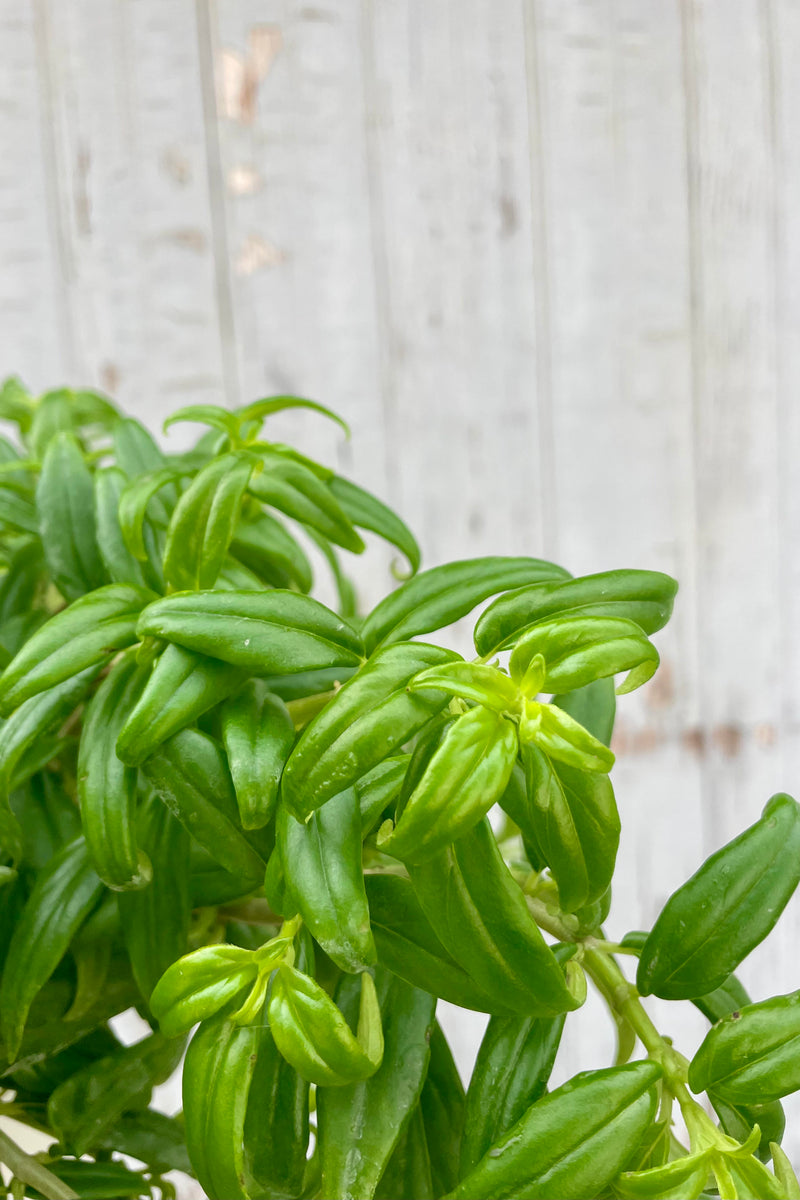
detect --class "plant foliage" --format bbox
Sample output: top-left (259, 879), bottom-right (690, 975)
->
top-left (0, 377), bottom-right (798, 1199)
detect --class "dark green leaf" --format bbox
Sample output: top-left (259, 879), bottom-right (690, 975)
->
top-left (364, 557), bottom-right (570, 653)
top-left (0, 838), bottom-right (104, 1059)
top-left (318, 969), bottom-right (436, 1199)
top-left (36, 432), bottom-right (107, 600)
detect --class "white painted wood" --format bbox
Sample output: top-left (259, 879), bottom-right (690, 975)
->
top-left (203, 0), bottom-right (396, 610)
top-left (31, 0), bottom-right (227, 410)
top-left (0, 2), bottom-right (69, 386)
top-left (2, 0), bottom-right (800, 1173)
top-left (681, 0), bottom-right (782, 844)
top-left (524, 0), bottom-right (713, 1092)
top-left (362, 0), bottom-right (550, 573)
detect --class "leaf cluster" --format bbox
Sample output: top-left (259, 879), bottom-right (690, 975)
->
top-left (0, 376), bottom-right (798, 1200)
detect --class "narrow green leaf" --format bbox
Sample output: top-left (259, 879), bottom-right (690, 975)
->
top-left (163, 403), bottom-right (240, 438)
top-left (0, 584), bottom-right (156, 716)
top-left (461, 1010), bottom-right (566, 1176)
top-left (374, 1103), bottom-right (434, 1200)
top-left (0, 665), bottom-right (98, 796)
top-left (329, 474), bottom-right (421, 574)
top-left (0, 376), bottom-right (34, 430)
top-left (249, 449), bottom-right (364, 553)
top-left (508, 615), bottom-right (660, 696)
top-left (150, 944), bottom-right (258, 1038)
top-left (365, 873), bottom-right (512, 1014)
top-left (243, 1022), bottom-right (310, 1200)
top-left (137, 588), bottom-right (364, 676)
top-left (116, 643), bottom-right (247, 767)
top-left (268, 966), bottom-right (383, 1086)
top-left (420, 1021), bottom-right (465, 1197)
top-left (141, 728), bottom-right (267, 887)
top-left (279, 787), bottom-right (376, 973)
top-left (363, 557), bottom-right (571, 653)
top-left (78, 653), bottom-right (152, 890)
top-left (445, 1061), bottom-right (661, 1200)
top-left (379, 706), bottom-right (519, 863)
top-left (118, 467), bottom-right (182, 561)
top-left (410, 660), bottom-right (519, 711)
top-left (28, 390), bottom-right (74, 459)
top-left (513, 743), bottom-right (620, 912)
top-left (221, 684), bottom-right (295, 829)
top-left (36, 432), bottom-right (107, 600)
top-left (0, 838), bottom-right (104, 1059)
top-left (281, 641), bottom-right (457, 820)
top-left (238, 393), bottom-right (350, 436)
top-left (318, 970), bottom-right (436, 1200)
top-left (519, 699), bottom-right (615, 772)
top-left (408, 819), bottom-right (580, 1017)
top-left (163, 452), bottom-right (254, 591)
top-left (118, 794), bottom-right (191, 1000)
top-left (93, 467), bottom-right (149, 587)
top-left (553, 676), bottom-right (616, 747)
top-left (474, 568), bottom-right (678, 657)
top-left (689, 990), bottom-right (800, 1105)
top-left (638, 794), bottom-right (800, 1000)
top-left (230, 510), bottom-right (313, 592)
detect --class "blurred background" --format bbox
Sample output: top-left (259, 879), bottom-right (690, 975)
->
top-left (2, 0), bottom-right (799, 1171)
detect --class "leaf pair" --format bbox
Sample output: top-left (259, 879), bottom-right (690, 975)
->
top-left (473, 567), bottom-right (678, 656)
top-left (281, 641), bottom-right (458, 820)
top-left (507, 746), bottom-right (620, 913)
top-left (408, 818), bottom-right (582, 1018)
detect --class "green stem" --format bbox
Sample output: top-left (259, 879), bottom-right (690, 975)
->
top-left (582, 947), bottom-right (691, 1099)
top-left (524, 894), bottom-right (581, 942)
top-left (582, 945), bottom-right (732, 1154)
top-left (0, 1128), bottom-right (79, 1200)
top-left (524, 891), bottom-right (721, 1145)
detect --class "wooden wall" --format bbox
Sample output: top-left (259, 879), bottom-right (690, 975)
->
top-left (2, 0), bottom-right (799, 1164)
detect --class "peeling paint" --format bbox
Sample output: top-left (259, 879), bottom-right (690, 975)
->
top-left (217, 26), bottom-right (282, 123)
top-left (161, 146), bottom-right (192, 186)
top-left (100, 362), bottom-right (119, 392)
top-left (228, 165), bottom-right (263, 196)
top-left (712, 724), bottom-right (742, 758)
top-left (644, 660), bottom-right (675, 709)
top-left (166, 228), bottom-right (208, 253)
top-left (235, 234), bottom-right (286, 275)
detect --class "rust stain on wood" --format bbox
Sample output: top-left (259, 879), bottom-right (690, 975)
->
top-left (217, 26), bottom-right (282, 123)
top-left (235, 234), bottom-right (286, 275)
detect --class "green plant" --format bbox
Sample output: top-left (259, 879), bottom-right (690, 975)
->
top-left (0, 377), bottom-right (798, 1200)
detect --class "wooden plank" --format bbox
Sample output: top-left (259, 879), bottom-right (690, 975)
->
top-left (32, 0), bottom-right (226, 420)
top-left (756, 0), bottom-right (800, 1158)
top-left (770, 0), bottom-right (800, 801)
top-left (361, 0), bottom-right (548, 574)
top-left (681, 0), bottom-right (782, 849)
top-left (205, 0), bottom-right (395, 611)
top-left (680, 0), bottom-right (796, 1151)
top-left (0, 2), bottom-right (68, 388)
top-left (526, 0), bottom-right (708, 1087)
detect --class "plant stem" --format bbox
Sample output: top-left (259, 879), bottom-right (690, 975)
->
top-left (0, 1128), bottom-right (78, 1200)
top-left (582, 947), bottom-right (692, 1102)
top-left (524, 891), bottom-right (718, 1131)
top-left (524, 890), bottom-right (743, 1155)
